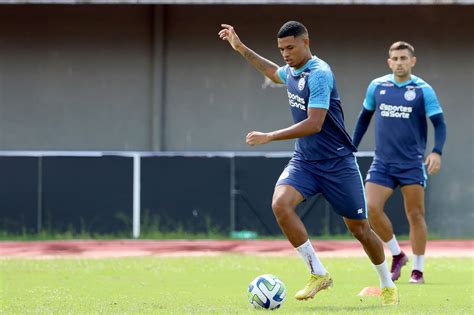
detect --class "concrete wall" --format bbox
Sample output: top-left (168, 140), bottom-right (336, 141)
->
top-left (0, 5), bottom-right (472, 236)
top-left (0, 6), bottom-right (153, 150)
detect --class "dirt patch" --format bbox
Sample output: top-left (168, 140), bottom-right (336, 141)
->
top-left (0, 239), bottom-right (472, 259)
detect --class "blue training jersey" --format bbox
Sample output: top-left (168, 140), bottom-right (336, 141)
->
top-left (363, 74), bottom-right (443, 164)
top-left (277, 56), bottom-right (356, 161)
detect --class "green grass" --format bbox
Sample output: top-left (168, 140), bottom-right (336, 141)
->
top-left (1, 256), bottom-right (473, 314)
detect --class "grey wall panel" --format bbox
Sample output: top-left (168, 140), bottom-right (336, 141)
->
top-left (0, 6), bottom-right (153, 150)
top-left (163, 5), bottom-right (473, 153)
top-left (163, 6), bottom-right (293, 151)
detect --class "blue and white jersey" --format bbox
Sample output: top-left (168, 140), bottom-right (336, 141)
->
top-left (363, 74), bottom-right (443, 164)
top-left (277, 56), bottom-right (356, 161)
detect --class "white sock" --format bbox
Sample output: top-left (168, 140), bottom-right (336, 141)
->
top-left (386, 235), bottom-right (402, 256)
top-left (373, 260), bottom-right (395, 288)
top-left (412, 255), bottom-right (425, 272)
top-left (296, 239), bottom-right (327, 276)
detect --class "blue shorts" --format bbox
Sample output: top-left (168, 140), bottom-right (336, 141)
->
top-left (366, 159), bottom-right (428, 189)
top-left (276, 154), bottom-right (367, 220)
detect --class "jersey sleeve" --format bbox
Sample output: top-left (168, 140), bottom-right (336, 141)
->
top-left (362, 80), bottom-right (377, 111)
top-left (277, 65), bottom-right (288, 84)
top-left (307, 69), bottom-right (333, 109)
top-left (421, 85), bottom-right (443, 117)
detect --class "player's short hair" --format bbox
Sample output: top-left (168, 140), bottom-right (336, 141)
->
top-left (389, 41), bottom-right (415, 56)
top-left (277, 21), bottom-right (308, 38)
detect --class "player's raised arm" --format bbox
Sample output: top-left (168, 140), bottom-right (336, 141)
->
top-left (218, 24), bottom-right (282, 84)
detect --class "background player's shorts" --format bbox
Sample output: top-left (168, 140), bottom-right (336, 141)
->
top-left (366, 158), bottom-right (428, 189)
top-left (276, 154), bottom-right (367, 220)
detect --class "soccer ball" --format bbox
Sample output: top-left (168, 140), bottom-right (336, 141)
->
top-left (247, 274), bottom-right (286, 310)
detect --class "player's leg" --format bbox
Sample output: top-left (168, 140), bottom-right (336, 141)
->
top-left (274, 159), bottom-right (333, 300)
top-left (400, 184), bottom-right (426, 284)
top-left (319, 156), bottom-right (390, 266)
top-left (366, 164), bottom-right (408, 281)
top-left (272, 159), bottom-right (332, 300)
top-left (401, 185), bottom-right (427, 254)
top-left (271, 184), bottom-right (306, 247)
top-left (272, 184), bottom-right (332, 301)
top-left (343, 217), bottom-right (397, 306)
top-left (397, 163), bottom-right (428, 283)
top-left (344, 218), bottom-right (385, 264)
top-left (321, 155), bottom-right (398, 305)
top-left (365, 182), bottom-right (394, 242)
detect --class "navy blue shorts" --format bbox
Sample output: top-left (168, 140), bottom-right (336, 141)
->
top-left (366, 159), bottom-right (428, 189)
top-left (276, 154), bottom-right (367, 220)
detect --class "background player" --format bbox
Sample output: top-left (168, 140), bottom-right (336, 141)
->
top-left (352, 41), bottom-right (447, 284)
top-left (219, 21), bottom-right (398, 305)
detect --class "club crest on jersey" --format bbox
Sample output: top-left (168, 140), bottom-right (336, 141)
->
top-left (298, 77), bottom-right (306, 91)
top-left (404, 90), bottom-right (416, 101)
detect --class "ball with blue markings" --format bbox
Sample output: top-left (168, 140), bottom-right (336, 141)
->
top-left (247, 274), bottom-right (286, 310)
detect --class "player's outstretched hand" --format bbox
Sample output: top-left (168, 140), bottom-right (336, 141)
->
top-left (425, 152), bottom-right (441, 175)
top-left (246, 131), bottom-right (272, 146)
top-left (218, 24), bottom-right (243, 51)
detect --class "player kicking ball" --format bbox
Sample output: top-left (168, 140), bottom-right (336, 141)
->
top-left (219, 21), bottom-right (398, 305)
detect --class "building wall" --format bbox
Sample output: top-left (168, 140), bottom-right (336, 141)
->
top-left (0, 6), bottom-right (153, 150)
top-left (0, 5), bottom-right (472, 236)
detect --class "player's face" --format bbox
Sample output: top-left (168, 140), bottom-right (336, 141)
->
top-left (387, 49), bottom-right (416, 80)
top-left (277, 35), bottom-right (309, 69)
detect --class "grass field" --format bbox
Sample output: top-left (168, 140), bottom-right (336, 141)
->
top-left (1, 255), bottom-right (472, 314)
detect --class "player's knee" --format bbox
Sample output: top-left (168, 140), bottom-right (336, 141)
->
top-left (347, 221), bottom-right (371, 242)
top-left (367, 202), bottom-right (383, 216)
top-left (350, 229), bottom-right (368, 243)
top-left (406, 208), bottom-right (425, 223)
top-left (367, 208), bottom-right (382, 226)
top-left (271, 199), bottom-right (292, 220)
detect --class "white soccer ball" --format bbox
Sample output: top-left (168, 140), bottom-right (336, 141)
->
top-left (247, 274), bottom-right (286, 310)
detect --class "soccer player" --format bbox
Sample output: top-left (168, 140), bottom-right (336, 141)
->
top-left (219, 21), bottom-right (398, 305)
top-left (352, 41), bottom-right (447, 284)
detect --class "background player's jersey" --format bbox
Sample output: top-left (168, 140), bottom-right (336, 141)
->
top-left (277, 56), bottom-right (356, 161)
top-left (363, 74), bottom-right (443, 165)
